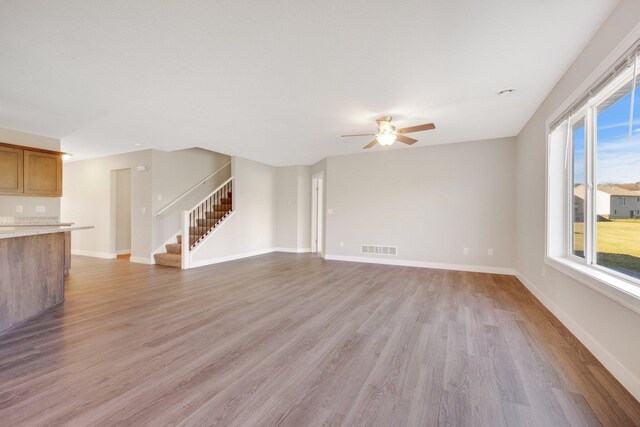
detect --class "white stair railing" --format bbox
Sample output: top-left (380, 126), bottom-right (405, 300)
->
top-left (181, 176), bottom-right (234, 268)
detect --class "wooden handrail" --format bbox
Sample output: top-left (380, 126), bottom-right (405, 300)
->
top-left (155, 160), bottom-right (231, 216)
top-left (189, 176), bottom-right (233, 215)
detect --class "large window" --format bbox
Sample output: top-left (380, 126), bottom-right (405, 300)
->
top-left (550, 45), bottom-right (640, 286)
top-left (594, 70), bottom-right (640, 279)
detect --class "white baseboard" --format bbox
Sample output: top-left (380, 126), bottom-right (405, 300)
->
top-left (189, 248), bottom-right (274, 268)
top-left (324, 254), bottom-right (518, 276)
top-left (274, 247), bottom-right (312, 253)
top-left (115, 249), bottom-right (131, 255)
top-left (515, 272), bottom-right (640, 402)
top-left (71, 249), bottom-right (116, 259)
top-left (130, 256), bottom-right (154, 265)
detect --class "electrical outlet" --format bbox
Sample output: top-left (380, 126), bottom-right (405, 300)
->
top-left (488, 248), bottom-right (494, 256)
top-left (340, 241), bottom-right (344, 247)
top-left (36, 205), bottom-right (45, 213)
top-left (141, 207), bottom-right (147, 214)
top-left (463, 248), bottom-right (469, 255)
top-left (16, 205), bottom-right (23, 213)
top-left (327, 208), bottom-right (334, 215)
top-left (157, 194), bottom-right (162, 201)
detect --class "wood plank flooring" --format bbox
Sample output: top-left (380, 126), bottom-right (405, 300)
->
top-left (0, 253), bottom-right (638, 426)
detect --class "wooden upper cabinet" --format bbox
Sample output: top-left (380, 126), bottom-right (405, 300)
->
top-left (0, 142), bottom-right (64, 197)
top-left (0, 146), bottom-right (24, 194)
top-left (23, 150), bottom-right (63, 197)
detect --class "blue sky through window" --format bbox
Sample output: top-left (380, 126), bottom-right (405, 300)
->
top-left (573, 85), bottom-right (640, 184)
top-left (597, 86), bottom-right (640, 184)
top-left (573, 124), bottom-right (585, 185)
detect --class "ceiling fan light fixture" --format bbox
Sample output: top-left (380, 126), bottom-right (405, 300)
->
top-left (342, 117), bottom-right (434, 149)
top-left (376, 133), bottom-right (397, 146)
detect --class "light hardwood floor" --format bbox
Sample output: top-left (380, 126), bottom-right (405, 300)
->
top-left (0, 253), bottom-right (638, 426)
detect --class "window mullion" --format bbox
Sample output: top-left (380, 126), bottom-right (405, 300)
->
top-left (585, 106), bottom-right (597, 266)
top-left (565, 120), bottom-right (572, 258)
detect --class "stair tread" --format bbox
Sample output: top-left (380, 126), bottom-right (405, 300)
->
top-left (155, 252), bottom-right (180, 259)
top-left (154, 252), bottom-right (181, 268)
top-left (205, 210), bottom-right (230, 218)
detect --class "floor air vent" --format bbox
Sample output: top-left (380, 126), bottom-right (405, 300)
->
top-left (361, 244), bottom-right (398, 256)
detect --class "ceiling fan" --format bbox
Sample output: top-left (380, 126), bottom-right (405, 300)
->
top-left (342, 116), bottom-right (436, 149)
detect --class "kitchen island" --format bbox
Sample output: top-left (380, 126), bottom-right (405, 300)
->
top-left (0, 225), bottom-right (92, 333)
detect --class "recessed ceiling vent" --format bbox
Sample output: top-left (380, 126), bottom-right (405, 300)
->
top-left (361, 244), bottom-right (398, 256)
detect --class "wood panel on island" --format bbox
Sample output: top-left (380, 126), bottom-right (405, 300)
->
top-left (0, 142), bottom-right (64, 197)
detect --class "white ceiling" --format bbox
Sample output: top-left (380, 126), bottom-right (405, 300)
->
top-left (0, 0), bottom-right (617, 166)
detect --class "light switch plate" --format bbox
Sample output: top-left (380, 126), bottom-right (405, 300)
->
top-left (36, 205), bottom-right (45, 213)
top-left (16, 205), bottom-right (23, 213)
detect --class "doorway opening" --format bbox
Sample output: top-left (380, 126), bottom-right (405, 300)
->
top-left (111, 168), bottom-right (132, 259)
top-left (311, 172), bottom-right (324, 255)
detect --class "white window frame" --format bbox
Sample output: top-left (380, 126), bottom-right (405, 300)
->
top-left (546, 24), bottom-right (640, 314)
top-left (565, 109), bottom-right (589, 267)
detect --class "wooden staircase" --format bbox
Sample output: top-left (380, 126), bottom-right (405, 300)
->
top-left (154, 185), bottom-right (233, 268)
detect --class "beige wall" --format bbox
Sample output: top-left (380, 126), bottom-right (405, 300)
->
top-left (324, 138), bottom-right (516, 271)
top-left (515, 0), bottom-right (640, 400)
top-left (275, 165), bottom-right (311, 251)
top-left (0, 127), bottom-right (61, 217)
top-left (61, 150), bottom-right (153, 261)
top-left (151, 148), bottom-right (231, 214)
top-left (191, 156), bottom-right (276, 265)
top-left (297, 167), bottom-right (311, 249)
top-left (114, 168), bottom-right (131, 253)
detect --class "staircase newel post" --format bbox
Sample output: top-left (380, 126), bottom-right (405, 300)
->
top-left (182, 210), bottom-right (190, 269)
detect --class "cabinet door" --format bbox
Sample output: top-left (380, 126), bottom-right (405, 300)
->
top-left (23, 150), bottom-right (63, 196)
top-left (0, 146), bottom-right (24, 194)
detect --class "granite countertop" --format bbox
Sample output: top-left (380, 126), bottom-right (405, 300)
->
top-left (0, 216), bottom-right (73, 226)
top-left (0, 225), bottom-right (94, 239)
top-left (5, 222), bottom-right (75, 227)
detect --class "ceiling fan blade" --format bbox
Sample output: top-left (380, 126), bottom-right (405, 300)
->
top-left (376, 116), bottom-right (392, 125)
top-left (363, 139), bottom-right (378, 149)
top-left (396, 134), bottom-right (418, 145)
top-left (398, 123), bottom-right (435, 134)
top-left (341, 133), bottom-right (375, 137)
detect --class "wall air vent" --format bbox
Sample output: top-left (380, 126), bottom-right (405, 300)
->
top-left (361, 244), bottom-right (398, 256)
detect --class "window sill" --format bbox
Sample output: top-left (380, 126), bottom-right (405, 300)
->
top-left (546, 257), bottom-right (640, 315)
